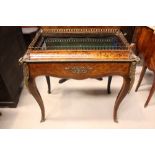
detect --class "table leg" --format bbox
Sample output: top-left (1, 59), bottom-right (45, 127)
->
top-left (45, 76), bottom-right (51, 94)
top-left (135, 64), bottom-right (147, 92)
top-left (107, 76), bottom-right (112, 94)
top-left (27, 77), bottom-right (45, 122)
top-left (144, 72), bottom-right (155, 107)
top-left (113, 77), bottom-right (131, 123)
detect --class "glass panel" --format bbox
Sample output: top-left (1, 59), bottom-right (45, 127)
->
top-left (33, 34), bottom-right (128, 50)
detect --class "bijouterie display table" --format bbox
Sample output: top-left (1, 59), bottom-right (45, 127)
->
top-left (20, 27), bottom-right (139, 122)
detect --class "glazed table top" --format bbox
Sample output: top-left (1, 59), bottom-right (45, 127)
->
top-left (21, 27), bottom-right (138, 63)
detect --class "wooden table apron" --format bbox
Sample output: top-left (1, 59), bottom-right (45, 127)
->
top-left (23, 60), bottom-right (136, 123)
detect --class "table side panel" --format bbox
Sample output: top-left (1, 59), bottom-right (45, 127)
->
top-left (28, 62), bottom-right (131, 79)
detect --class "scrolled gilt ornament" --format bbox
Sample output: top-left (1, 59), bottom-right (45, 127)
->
top-left (65, 66), bottom-right (93, 74)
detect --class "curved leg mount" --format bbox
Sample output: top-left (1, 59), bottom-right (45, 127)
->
top-left (46, 76), bottom-right (51, 94)
top-left (135, 64), bottom-right (147, 92)
top-left (113, 77), bottom-right (131, 123)
top-left (27, 77), bottom-right (45, 122)
top-left (144, 72), bottom-right (155, 107)
top-left (107, 76), bottom-right (112, 94)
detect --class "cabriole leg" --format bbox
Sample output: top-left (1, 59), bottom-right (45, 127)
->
top-left (27, 77), bottom-right (45, 122)
top-left (144, 72), bottom-right (155, 107)
top-left (113, 77), bottom-right (131, 123)
top-left (135, 64), bottom-right (147, 92)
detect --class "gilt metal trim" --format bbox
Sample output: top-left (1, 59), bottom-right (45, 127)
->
top-left (65, 66), bottom-right (93, 74)
top-left (42, 28), bottom-right (119, 34)
top-left (28, 29), bottom-right (42, 49)
top-left (23, 63), bottom-right (29, 89)
top-left (129, 61), bottom-right (137, 92)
